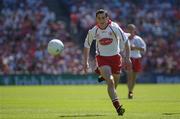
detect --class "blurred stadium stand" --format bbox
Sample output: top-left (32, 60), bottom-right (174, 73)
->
top-left (0, 0), bottom-right (84, 75)
top-left (0, 0), bottom-right (180, 78)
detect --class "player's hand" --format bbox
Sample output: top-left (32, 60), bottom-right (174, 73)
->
top-left (131, 44), bottom-right (137, 50)
top-left (83, 62), bottom-right (89, 74)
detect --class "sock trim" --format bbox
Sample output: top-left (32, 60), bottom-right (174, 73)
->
top-left (112, 98), bottom-right (119, 102)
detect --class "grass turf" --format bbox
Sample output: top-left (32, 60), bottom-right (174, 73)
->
top-left (0, 84), bottom-right (180, 119)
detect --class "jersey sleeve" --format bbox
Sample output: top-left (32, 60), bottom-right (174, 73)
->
top-left (136, 37), bottom-right (146, 52)
top-left (84, 29), bottom-right (94, 48)
top-left (116, 26), bottom-right (128, 52)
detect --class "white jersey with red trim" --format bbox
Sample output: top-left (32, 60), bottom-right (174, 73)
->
top-left (84, 21), bottom-right (127, 56)
top-left (125, 33), bottom-right (146, 58)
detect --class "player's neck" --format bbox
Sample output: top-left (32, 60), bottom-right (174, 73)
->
top-left (97, 20), bottom-right (111, 30)
top-left (129, 35), bottom-right (135, 40)
top-left (99, 24), bottom-right (108, 30)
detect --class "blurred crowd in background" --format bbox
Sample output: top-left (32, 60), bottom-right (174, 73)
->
top-left (0, 0), bottom-right (180, 74)
top-left (0, 0), bottom-right (83, 74)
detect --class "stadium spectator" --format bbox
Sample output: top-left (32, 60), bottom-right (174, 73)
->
top-left (0, 0), bottom-right (84, 74)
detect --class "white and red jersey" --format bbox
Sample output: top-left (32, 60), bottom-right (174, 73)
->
top-left (84, 21), bottom-right (127, 56)
top-left (125, 33), bottom-right (146, 58)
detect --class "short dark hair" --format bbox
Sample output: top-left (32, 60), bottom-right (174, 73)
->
top-left (127, 24), bottom-right (136, 30)
top-left (96, 9), bottom-right (108, 17)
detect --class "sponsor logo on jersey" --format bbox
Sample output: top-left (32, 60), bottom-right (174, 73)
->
top-left (99, 38), bottom-right (113, 45)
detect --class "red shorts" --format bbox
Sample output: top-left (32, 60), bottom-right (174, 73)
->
top-left (96, 54), bottom-right (122, 74)
top-left (131, 58), bottom-right (142, 72)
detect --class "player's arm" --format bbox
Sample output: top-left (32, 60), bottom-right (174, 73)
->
top-left (116, 26), bottom-right (130, 59)
top-left (131, 37), bottom-right (146, 52)
top-left (131, 45), bottom-right (144, 51)
top-left (83, 30), bottom-right (94, 74)
top-left (124, 39), bottom-right (132, 71)
top-left (83, 47), bottom-right (90, 74)
top-left (117, 27), bottom-right (132, 70)
top-left (124, 40), bottom-right (131, 59)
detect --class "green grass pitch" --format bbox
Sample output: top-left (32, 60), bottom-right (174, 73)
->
top-left (0, 84), bottom-right (180, 119)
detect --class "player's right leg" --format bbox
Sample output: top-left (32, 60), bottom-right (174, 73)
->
top-left (99, 66), bottom-right (117, 100)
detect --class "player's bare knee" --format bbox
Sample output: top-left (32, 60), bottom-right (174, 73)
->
top-left (106, 79), bottom-right (115, 87)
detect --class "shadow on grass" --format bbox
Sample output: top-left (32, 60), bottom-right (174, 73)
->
top-left (59, 114), bottom-right (105, 117)
top-left (162, 112), bottom-right (180, 115)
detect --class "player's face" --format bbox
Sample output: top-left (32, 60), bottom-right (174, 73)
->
top-left (96, 13), bottom-right (109, 29)
top-left (127, 24), bottom-right (137, 36)
top-left (127, 27), bottom-right (136, 36)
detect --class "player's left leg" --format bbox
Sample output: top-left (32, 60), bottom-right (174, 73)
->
top-left (127, 58), bottom-right (141, 99)
top-left (99, 66), bottom-right (118, 101)
top-left (99, 66), bottom-right (125, 116)
top-left (112, 73), bottom-right (125, 115)
top-left (113, 74), bottom-right (120, 89)
top-left (127, 71), bottom-right (136, 99)
top-left (110, 56), bottom-right (124, 115)
top-left (96, 55), bottom-right (124, 115)
top-left (131, 72), bottom-right (137, 91)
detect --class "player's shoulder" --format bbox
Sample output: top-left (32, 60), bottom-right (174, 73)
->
top-left (135, 35), bottom-right (143, 40)
top-left (125, 32), bottom-right (130, 37)
top-left (110, 21), bottom-right (120, 28)
top-left (110, 21), bottom-right (125, 34)
top-left (134, 35), bottom-right (145, 42)
top-left (88, 25), bottom-right (98, 34)
top-left (90, 25), bottom-right (99, 31)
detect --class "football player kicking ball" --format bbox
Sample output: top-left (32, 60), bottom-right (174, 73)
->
top-left (126, 24), bottom-right (146, 99)
top-left (83, 9), bottom-right (131, 116)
